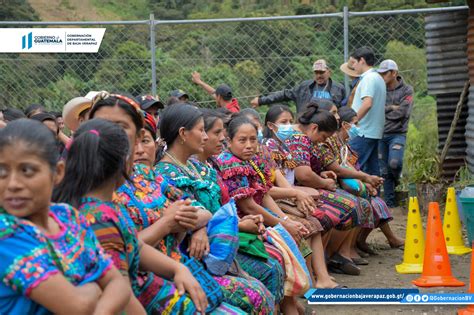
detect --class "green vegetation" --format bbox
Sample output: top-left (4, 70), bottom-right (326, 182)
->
top-left (1, 0), bottom-right (468, 182)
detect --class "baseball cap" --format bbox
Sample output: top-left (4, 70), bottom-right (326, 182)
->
top-left (137, 94), bottom-right (164, 110)
top-left (170, 89), bottom-right (189, 99)
top-left (215, 84), bottom-right (233, 101)
top-left (312, 59), bottom-right (329, 72)
top-left (377, 59), bottom-right (398, 73)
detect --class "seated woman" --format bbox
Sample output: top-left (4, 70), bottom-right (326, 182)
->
top-left (283, 102), bottom-right (375, 275)
top-left (239, 108), bottom-right (343, 289)
top-left (55, 95), bottom-right (209, 315)
top-left (213, 115), bottom-right (316, 314)
top-left (128, 105), bottom-right (274, 314)
top-left (320, 107), bottom-right (404, 251)
top-left (0, 119), bottom-right (130, 315)
top-left (153, 108), bottom-right (283, 307)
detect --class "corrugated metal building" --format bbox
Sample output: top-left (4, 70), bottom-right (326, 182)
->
top-left (425, 8), bottom-right (470, 179)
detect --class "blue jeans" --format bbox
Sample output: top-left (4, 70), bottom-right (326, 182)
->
top-left (349, 136), bottom-right (380, 176)
top-left (378, 134), bottom-right (406, 207)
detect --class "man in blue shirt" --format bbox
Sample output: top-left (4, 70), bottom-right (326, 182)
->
top-left (348, 47), bottom-right (387, 176)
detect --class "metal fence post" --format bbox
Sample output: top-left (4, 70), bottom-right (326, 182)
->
top-left (343, 6), bottom-right (350, 93)
top-left (149, 13), bottom-right (157, 95)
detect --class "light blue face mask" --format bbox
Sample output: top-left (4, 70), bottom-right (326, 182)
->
top-left (275, 124), bottom-right (295, 141)
top-left (257, 129), bottom-right (263, 141)
top-left (348, 124), bottom-right (361, 140)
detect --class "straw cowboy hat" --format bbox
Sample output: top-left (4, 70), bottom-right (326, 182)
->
top-left (340, 62), bottom-right (360, 78)
top-left (63, 91), bottom-right (100, 131)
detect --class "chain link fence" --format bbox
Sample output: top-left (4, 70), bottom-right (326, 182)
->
top-left (0, 6), bottom-right (467, 111)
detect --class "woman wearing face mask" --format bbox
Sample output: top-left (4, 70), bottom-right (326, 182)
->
top-left (285, 102), bottom-right (374, 275)
top-left (319, 107), bottom-right (404, 252)
top-left (260, 105), bottom-right (346, 289)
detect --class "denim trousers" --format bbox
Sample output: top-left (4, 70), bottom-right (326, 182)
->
top-left (349, 135), bottom-right (380, 177)
top-left (378, 134), bottom-right (406, 207)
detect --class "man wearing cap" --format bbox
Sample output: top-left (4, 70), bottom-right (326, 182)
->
top-left (137, 94), bottom-right (164, 118)
top-left (250, 59), bottom-right (346, 112)
top-left (169, 89), bottom-right (189, 102)
top-left (191, 71), bottom-right (240, 113)
top-left (348, 46), bottom-right (386, 176)
top-left (377, 59), bottom-right (414, 207)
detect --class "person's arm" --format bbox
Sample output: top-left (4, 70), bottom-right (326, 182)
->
top-left (58, 131), bottom-right (70, 146)
top-left (138, 243), bottom-right (208, 313)
top-left (295, 165), bottom-right (337, 191)
top-left (192, 71), bottom-right (217, 99)
top-left (251, 82), bottom-right (299, 107)
top-left (356, 96), bottom-right (373, 120)
top-left (386, 90), bottom-right (414, 121)
top-left (237, 195), bottom-right (307, 242)
top-left (29, 275), bottom-right (102, 315)
top-left (94, 266), bottom-right (132, 315)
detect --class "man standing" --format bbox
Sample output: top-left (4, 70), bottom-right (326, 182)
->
top-left (250, 59), bottom-right (346, 112)
top-left (348, 47), bottom-right (387, 176)
top-left (377, 59), bottom-right (414, 207)
top-left (192, 71), bottom-right (240, 112)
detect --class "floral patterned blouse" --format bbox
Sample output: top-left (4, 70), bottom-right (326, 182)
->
top-left (0, 203), bottom-right (112, 315)
top-left (115, 163), bottom-right (185, 261)
top-left (284, 131), bottom-right (324, 175)
top-left (215, 150), bottom-right (273, 216)
top-left (154, 159), bottom-right (222, 214)
top-left (319, 135), bottom-right (360, 170)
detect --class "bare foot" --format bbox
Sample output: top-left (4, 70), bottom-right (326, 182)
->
top-left (356, 240), bottom-right (378, 255)
top-left (388, 236), bottom-right (405, 248)
top-left (296, 300), bottom-right (306, 315)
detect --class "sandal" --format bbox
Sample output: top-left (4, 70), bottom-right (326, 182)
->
top-left (328, 253), bottom-right (361, 276)
top-left (352, 257), bottom-right (369, 265)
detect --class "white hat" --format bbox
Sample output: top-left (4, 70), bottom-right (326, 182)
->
top-left (62, 91), bottom-right (101, 131)
top-left (312, 59), bottom-right (329, 71)
top-left (377, 59), bottom-right (398, 73)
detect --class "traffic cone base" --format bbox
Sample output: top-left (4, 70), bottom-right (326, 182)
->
top-left (412, 275), bottom-right (465, 287)
top-left (444, 187), bottom-right (472, 255)
top-left (447, 245), bottom-right (472, 255)
top-left (458, 305), bottom-right (474, 315)
top-left (396, 197), bottom-right (424, 274)
top-left (395, 262), bottom-right (423, 274)
top-left (413, 202), bottom-right (465, 288)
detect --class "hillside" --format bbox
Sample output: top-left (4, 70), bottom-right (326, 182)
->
top-left (20, 0), bottom-right (466, 22)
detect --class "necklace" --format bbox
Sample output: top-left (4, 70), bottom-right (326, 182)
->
top-left (164, 151), bottom-right (202, 180)
top-left (248, 159), bottom-right (267, 186)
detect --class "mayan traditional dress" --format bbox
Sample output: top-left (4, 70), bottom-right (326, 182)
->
top-left (319, 135), bottom-right (393, 227)
top-left (262, 137), bottom-right (337, 232)
top-left (157, 158), bottom-right (285, 305)
top-left (285, 131), bottom-right (374, 229)
top-left (0, 203), bottom-right (112, 315)
top-left (216, 150), bottom-right (317, 294)
top-left (79, 197), bottom-right (196, 315)
top-left (117, 163), bottom-right (275, 314)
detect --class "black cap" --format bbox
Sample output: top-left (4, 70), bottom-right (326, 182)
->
top-left (138, 94), bottom-right (164, 110)
top-left (169, 89), bottom-right (189, 99)
top-left (30, 112), bottom-right (56, 123)
top-left (215, 84), bottom-right (233, 101)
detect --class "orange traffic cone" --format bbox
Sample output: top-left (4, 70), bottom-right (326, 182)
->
top-left (412, 202), bottom-right (465, 287)
top-left (458, 242), bottom-right (474, 315)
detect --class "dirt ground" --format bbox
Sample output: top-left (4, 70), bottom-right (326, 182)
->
top-left (304, 207), bottom-right (472, 315)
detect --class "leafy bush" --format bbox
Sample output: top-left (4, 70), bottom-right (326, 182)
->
top-left (402, 94), bottom-right (439, 184)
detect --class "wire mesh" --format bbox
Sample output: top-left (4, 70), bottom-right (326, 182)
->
top-left (0, 7), bottom-right (463, 111)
